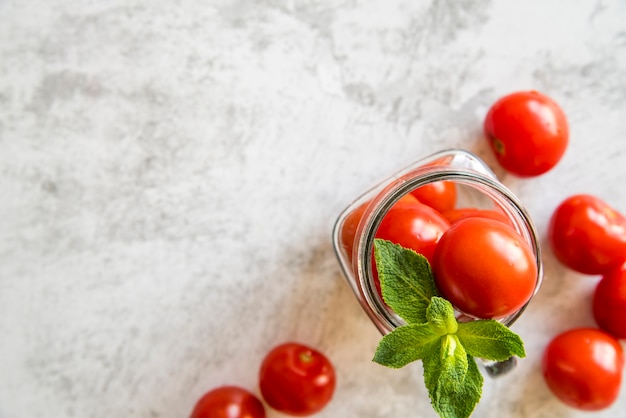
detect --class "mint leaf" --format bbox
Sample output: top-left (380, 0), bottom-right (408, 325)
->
top-left (426, 297), bottom-right (458, 336)
top-left (371, 241), bottom-right (528, 418)
top-left (373, 239), bottom-right (438, 324)
top-left (435, 355), bottom-right (483, 418)
top-left (423, 335), bottom-right (481, 418)
top-left (373, 323), bottom-right (440, 368)
top-left (457, 320), bottom-right (526, 361)
top-left (424, 335), bottom-right (467, 392)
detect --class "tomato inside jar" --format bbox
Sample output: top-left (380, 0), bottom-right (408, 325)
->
top-left (433, 217), bottom-right (538, 319)
top-left (332, 149), bottom-right (543, 336)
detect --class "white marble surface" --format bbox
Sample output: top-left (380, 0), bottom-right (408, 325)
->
top-left (1, 1), bottom-right (626, 417)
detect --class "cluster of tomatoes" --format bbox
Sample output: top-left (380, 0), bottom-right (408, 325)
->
top-left (193, 90), bottom-right (624, 416)
top-left (190, 342), bottom-right (336, 417)
top-left (485, 91), bottom-right (625, 411)
top-left (344, 90), bottom-right (625, 411)
top-left (543, 194), bottom-right (626, 410)
top-left (362, 181), bottom-right (539, 321)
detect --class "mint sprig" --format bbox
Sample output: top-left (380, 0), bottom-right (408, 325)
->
top-left (374, 236), bottom-right (437, 324)
top-left (372, 239), bottom-right (526, 418)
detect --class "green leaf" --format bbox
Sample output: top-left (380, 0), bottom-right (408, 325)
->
top-left (426, 296), bottom-right (458, 336)
top-left (370, 240), bottom-right (528, 418)
top-left (456, 320), bottom-right (526, 361)
top-left (372, 323), bottom-right (441, 368)
top-left (423, 336), bottom-right (482, 418)
top-left (437, 335), bottom-right (468, 390)
top-left (373, 239), bottom-right (438, 324)
top-left (436, 355), bottom-right (483, 418)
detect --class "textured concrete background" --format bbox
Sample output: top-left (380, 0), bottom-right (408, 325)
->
top-left (1, 1), bottom-right (626, 417)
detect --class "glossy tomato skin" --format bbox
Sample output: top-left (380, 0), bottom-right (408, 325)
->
top-left (340, 194), bottom-right (420, 262)
top-left (376, 200), bottom-right (450, 265)
top-left (259, 342), bottom-right (336, 416)
top-left (549, 194), bottom-right (626, 275)
top-left (409, 181), bottom-right (457, 213)
top-left (432, 217), bottom-right (537, 319)
top-left (441, 207), bottom-right (513, 228)
top-left (542, 328), bottom-right (624, 411)
top-left (593, 262), bottom-right (626, 339)
top-left (484, 90), bottom-right (568, 176)
top-left (190, 386), bottom-right (266, 418)
top-left (340, 201), bottom-right (368, 262)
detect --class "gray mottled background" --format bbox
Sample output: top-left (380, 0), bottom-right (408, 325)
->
top-left (1, 1), bottom-right (626, 417)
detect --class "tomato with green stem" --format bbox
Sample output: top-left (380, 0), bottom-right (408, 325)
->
top-left (549, 194), bottom-right (626, 275)
top-left (432, 217), bottom-right (537, 319)
top-left (484, 90), bottom-right (568, 176)
top-left (542, 328), bottom-right (624, 411)
top-left (190, 386), bottom-right (265, 418)
top-left (259, 342), bottom-right (336, 416)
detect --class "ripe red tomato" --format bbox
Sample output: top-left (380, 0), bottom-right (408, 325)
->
top-left (376, 200), bottom-right (450, 265)
top-left (549, 194), bottom-right (626, 275)
top-left (371, 199), bottom-right (449, 300)
top-left (259, 342), bottom-right (336, 416)
top-left (441, 207), bottom-right (513, 227)
top-left (409, 181), bottom-right (457, 213)
top-left (542, 328), bottom-right (624, 411)
top-left (340, 194), bottom-right (420, 262)
top-left (340, 201), bottom-right (368, 262)
top-left (190, 386), bottom-right (265, 418)
top-left (432, 217), bottom-right (537, 319)
top-left (593, 262), bottom-right (626, 339)
top-left (484, 90), bottom-right (568, 176)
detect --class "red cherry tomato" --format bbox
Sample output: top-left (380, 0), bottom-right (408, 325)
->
top-left (549, 194), bottom-right (626, 275)
top-left (409, 181), bottom-right (457, 213)
top-left (542, 328), bottom-right (624, 411)
top-left (376, 200), bottom-right (450, 265)
top-left (593, 262), bottom-right (626, 339)
top-left (259, 342), bottom-right (336, 416)
top-left (432, 217), bottom-right (537, 319)
top-left (190, 386), bottom-right (265, 418)
top-left (340, 194), bottom-right (420, 262)
top-left (340, 201), bottom-right (368, 262)
top-left (441, 207), bottom-right (513, 227)
top-left (484, 90), bottom-right (569, 176)
top-left (371, 199), bottom-right (449, 300)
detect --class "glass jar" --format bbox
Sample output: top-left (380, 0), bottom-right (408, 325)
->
top-left (332, 149), bottom-right (543, 376)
